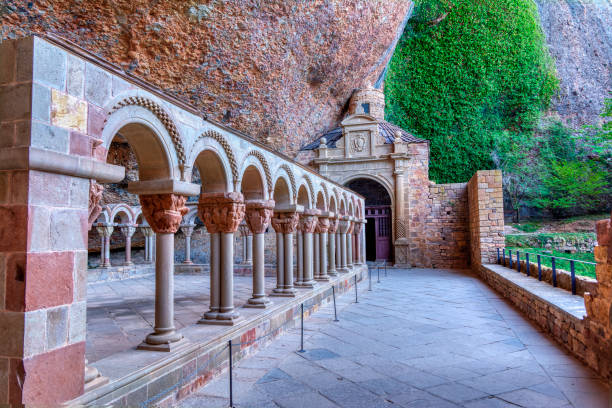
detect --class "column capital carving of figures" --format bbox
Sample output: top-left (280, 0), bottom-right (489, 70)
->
top-left (272, 211), bottom-right (300, 234)
top-left (315, 216), bottom-right (330, 234)
top-left (120, 225), bottom-right (136, 237)
top-left (347, 219), bottom-right (355, 234)
top-left (180, 224), bottom-right (195, 237)
top-left (96, 224), bottom-right (114, 237)
top-left (244, 199), bottom-right (275, 234)
top-left (299, 209), bottom-right (320, 234)
top-left (328, 217), bottom-right (339, 234)
top-left (198, 191), bottom-right (246, 234)
top-left (88, 181), bottom-right (104, 231)
top-left (353, 219), bottom-right (363, 234)
top-left (338, 216), bottom-right (350, 234)
top-left (139, 193), bottom-right (189, 234)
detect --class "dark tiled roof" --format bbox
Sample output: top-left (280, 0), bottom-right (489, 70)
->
top-left (301, 121), bottom-right (427, 150)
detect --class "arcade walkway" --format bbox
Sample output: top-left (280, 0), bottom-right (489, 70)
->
top-left (178, 268), bottom-right (609, 408)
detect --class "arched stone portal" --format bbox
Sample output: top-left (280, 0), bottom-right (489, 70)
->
top-left (345, 178), bottom-right (393, 262)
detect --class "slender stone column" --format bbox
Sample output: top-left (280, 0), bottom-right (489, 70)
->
top-left (246, 234), bottom-right (253, 264)
top-left (180, 224), bottom-right (195, 264)
top-left (327, 217), bottom-right (338, 276)
top-left (238, 222), bottom-right (252, 265)
top-left (273, 231), bottom-right (284, 294)
top-left (244, 200), bottom-right (274, 308)
top-left (296, 225), bottom-right (304, 285)
top-left (120, 225), bottom-right (136, 266)
top-left (96, 224), bottom-right (114, 267)
top-left (300, 209), bottom-right (319, 287)
top-left (313, 231), bottom-right (320, 279)
top-left (315, 216), bottom-right (330, 281)
top-left (137, 193), bottom-right (189, 351)
top-left (142, 226), bottom-right (154, 263)
top-left (336, 231), bottom-right (341, 271)
top-left (361, 221), bottom-right (366, 263)
top-left (338, 217), bottom-right (350, 272)
top-left (353, 220), bottom-right (363, 265)
top-left (96, 226), bottom-right (106, 267)
top-left (347, 220), bottom-right (355, 269)
top-left (271, 210), bottom-right (299, 296)
top-left (198, 192), bottom-right (245, 325)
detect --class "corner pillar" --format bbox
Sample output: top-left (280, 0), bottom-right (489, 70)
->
top-left (244, 200), bottom-right (275, 308)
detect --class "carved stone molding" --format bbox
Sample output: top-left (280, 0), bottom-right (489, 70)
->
top-left (315, 217), bottom-right (330, 234)
top-left (279, 164), bottom-right (297, 201)
top-left (347, 221), bottom-right (355, 234)
top-left (271, 212), bottom-right (299, 234)
top-left (353, 220), bottom-right (363, 235)
top-left (245, 151), bottom-right (272, 194)
top-left (198, 191), bottom-right (245, 233)
top-left (108, 97), bottom-right (186, 167)
top-left (245, 200), bottom-right (275, 234)
top-left (139, 194), bottom-right (189, 234)
top-left (88, 181), bottom-right (104, 230)
top-left (196, 130), bottom-right (238, 184)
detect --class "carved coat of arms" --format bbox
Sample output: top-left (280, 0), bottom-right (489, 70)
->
top-left (351, 134), bottom-right (366, 153)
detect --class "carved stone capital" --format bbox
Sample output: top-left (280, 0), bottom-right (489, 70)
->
top-left (96, 224), bottom-right (114, 237)
top-left (328, 217), bottom-right (339, 234)
top-left (88, 181), bottom-right (104, 230)
top-left (120, 225), bottom-right (136, 238)
top-left (353, 220), bottom-right (363, 234)
top-left (299, 209), bottom-right (320, 234)
top-left (272, 211), bottom-right (299, 234)
top-left (140, 226), bottom-right (154, 237)
top-left (338, 217), bottom-right (351, 234)
top-left (180, 224), bottom-right (195, 237)
top-left (315, 217), bottom-right (330, 234)
top-left (198, 192), bottom-right (246, 234)
top-left (139, 194), bottom-right (189, 234)
top-left (244, 199), bottom-right (275, 234)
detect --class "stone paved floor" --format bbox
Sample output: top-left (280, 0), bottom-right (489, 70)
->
top-left (178, 268), bottom-right (609, 408)
top-left (86, 273), bottom-right (278, 362)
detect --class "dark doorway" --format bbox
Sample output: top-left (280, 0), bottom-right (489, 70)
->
top-left (345, 178), bottom-right (392, 262)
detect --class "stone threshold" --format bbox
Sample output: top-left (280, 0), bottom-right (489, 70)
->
top-left (67, 265), bottom-right (368, 407)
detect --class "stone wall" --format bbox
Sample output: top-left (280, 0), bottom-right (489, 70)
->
top-left (467, 170), bottom-right (504, 266)
top-left (422, 183), bottom-right (469, 269)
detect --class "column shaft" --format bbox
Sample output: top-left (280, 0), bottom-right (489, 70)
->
top-left (341, 233), bottom-right (347, 271)
top-left (99, 235), bottom-right (105, 267)
top-left (296, 231), bottom-right (304, 285)
top-left (125, 235), bottom-right (132, 265)
top-left (302, 232), bottom-right (315, 287)
top-left (283, 233), bottom-right (296, 295)
top-left (328, 232), bottom-right (337, 276)
top-left (273, 232), bottom-right (284, 294)
top-left (184, 235), bottom-right (192, 264)
top-left (313, 233), bottom-right (320, 279)
top-left (201, 232), bottom-right (220, 320)
top-left (246, 233), bottom-right (271, 308)
top-left (104, 235), bottom-right (111, 267)
top-left (217, 232), bottom-right (239, 323)
top-left (317, 232), bottom-right (329, 281)
top-left (246, 235), bottom-right (253, 264)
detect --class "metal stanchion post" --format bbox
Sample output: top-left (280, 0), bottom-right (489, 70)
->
top-left (299, 303), bottom-right (305, 353)
top-left (354, 274), bottom-right (358, 303)
top-left (368, 266), bottom-right (372, 291)
top-left (228, 340), bottom-right (234, 408)
top-left (332, 286), bottom-right (339, 322)
top-left (377, 265), bottom-right (380, 283)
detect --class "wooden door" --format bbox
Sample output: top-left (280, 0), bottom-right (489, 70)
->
top-left (365, 205), bottom-right (391, 261)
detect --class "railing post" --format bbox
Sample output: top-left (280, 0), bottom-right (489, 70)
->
top-left (509, 250), bottom-right (513, 269)
top-left (228, 340), bottom-right (234, 408)
top-left (516, 251), bottom-right (520, 273)
top-left (552, 257), bottom-right (557, 287)
top-left (332, 285), bottom-right (339, 322)
top-left (497, 248), bottom-right (500, 264)
top-left (570, 260), bottom-right (576, 295)
top-left (537, 254), bottom-right (542, 281)
top-left (368, 266), bottom-right (372, 291)
top-left (299, 303), bottom-right (305, 353)
top-left (354, 274), bottom-right (358, 303)
top-left (525, 253), bottom-right (530, 277)
top-left (502, 248), bottom-right (506, 265)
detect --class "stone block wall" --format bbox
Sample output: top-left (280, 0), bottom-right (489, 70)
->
top-left (467, 170), bottom-right (504, 267)
top-left (422, 183), bottom-right (469, 268)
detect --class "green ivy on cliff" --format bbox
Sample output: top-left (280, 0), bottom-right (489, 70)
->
top-left (385, 0), bottom-right (558, 183)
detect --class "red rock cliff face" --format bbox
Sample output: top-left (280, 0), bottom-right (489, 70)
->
top-left (0, 0), bottom-right (413, 154)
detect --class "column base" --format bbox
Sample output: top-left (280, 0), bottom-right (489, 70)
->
top-left (84, 374), bottom-right (109, 393)
top-left (137, 336), bottom-right (189, 352)
top-left (123, 261), bottom-right (133, 266)
top-left (328, 270), bottom-right (338, 277)
top-left (199, 310), bottom-right (243, 326)
top-left (244, 297), bottom-right (272, 308)
top-left (182, 260), bottom-right (193, 265)
top-left (337, 268), bottom-right (349, 274)
top-left (300, 280), bottom-right (317, 288)
top-left (315, 275), bottom-right (330, 281)
top-left (270, 288), bottom-right (297, 297)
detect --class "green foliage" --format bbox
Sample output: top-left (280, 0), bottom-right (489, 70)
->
top-left (511, 222), bottom-right (541, 233)
top-left (506, 232), bottom-right (596, 248)
top-left (533, 160), bottom-right (609, 213)
top-left (385, 0), bottom-right (558, 183)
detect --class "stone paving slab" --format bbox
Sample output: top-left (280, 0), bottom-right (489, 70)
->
top-left (178, 268), bottom-right (609, 408)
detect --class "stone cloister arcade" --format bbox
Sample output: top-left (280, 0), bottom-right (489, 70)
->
top-left (0, 36), bottom-right (367, 406)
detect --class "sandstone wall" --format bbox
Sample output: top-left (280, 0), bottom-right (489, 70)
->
top-left (0, 0), bottom-right (413, 154)
top-left (422, 183), bottom-right (469, 269)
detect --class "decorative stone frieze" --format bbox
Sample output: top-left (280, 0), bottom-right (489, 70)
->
top-left (139, 194), bottom-right (189, 234)
top-left (328, 217), bottom-right (339, 234)
top-left (271, 212), bottom-right (300, 234)
top-left (198, 192), bottom-right (246, 233)
top-left (244, 200), bottom-right (275, 234)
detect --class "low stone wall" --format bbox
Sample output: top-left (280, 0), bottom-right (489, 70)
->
top-left (498, 256), bottom-right (598, 297)
top-left (477, 264), bottom-right (609, 380)
top-left (69, 266), bottom-right (367, 407)
top-left (88, 264), bottom-right (154, 283)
